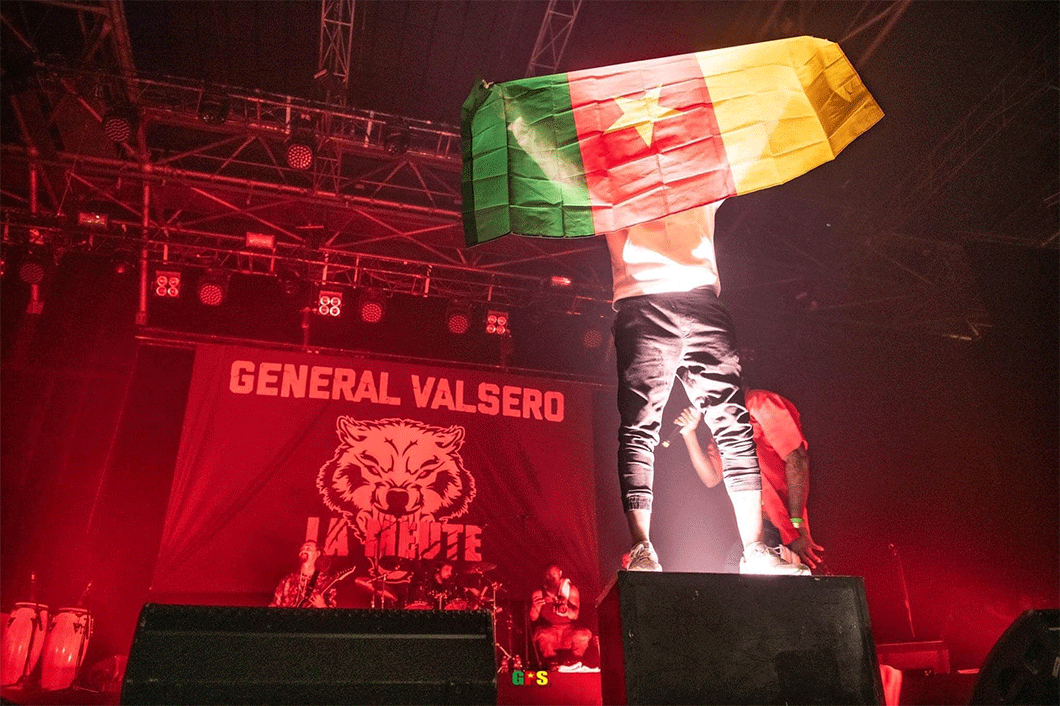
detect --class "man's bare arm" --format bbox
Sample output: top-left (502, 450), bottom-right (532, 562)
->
top-left (676, 406), bottom-right (723, 487)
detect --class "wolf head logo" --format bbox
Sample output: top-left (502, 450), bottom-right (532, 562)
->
top-left (316, 417), bottom-right (476, 540)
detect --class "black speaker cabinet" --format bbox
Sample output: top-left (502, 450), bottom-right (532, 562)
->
top-left (121, 604), bottom-right (496, 705)
top-left (970, 608), bottom-right (1059, 705)
top-left (597, 572), bottom-right (884, 705)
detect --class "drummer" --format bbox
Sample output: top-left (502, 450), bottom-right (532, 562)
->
top-left (420, 559), bottom-right (463, 608)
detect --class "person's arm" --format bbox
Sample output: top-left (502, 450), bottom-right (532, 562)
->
top-left (675, 406), bottom-right (722, 488)
top-left (528, 589), bottom-right (546, 622)
top-left (784, 445), bottom-right (824, 568)
top-left (557, 585), bottom-right (581, 622)
top-left (270, 577), bottom-right (288, 607)
top-left (785, 445), bottom-right (809, 522)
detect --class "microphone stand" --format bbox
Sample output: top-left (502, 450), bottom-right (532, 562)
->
top-left (889, 543), bottom-right (916, 640)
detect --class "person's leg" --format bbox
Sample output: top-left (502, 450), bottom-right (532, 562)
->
top-left (614, 294), bottom-right (684, 566)
top-left (676, 290), bottom-right (763, 548)
top-left (534, 625), bottom-right (559, 661)
top-left (570, 627), bottom-right (592, 659)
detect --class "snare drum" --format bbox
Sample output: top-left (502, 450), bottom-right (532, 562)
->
top-left (443, 599), bottom-right (469, 610)
top-left (1, 602), bottom-right (49, 686)
top-left (40, 607), bottom-right (92, 691)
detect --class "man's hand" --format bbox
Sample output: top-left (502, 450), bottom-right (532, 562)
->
top-left (787, 527), bottom-right (824, 569)
top-left (309, 593), bottom-right (328, 608)
top-left (675, 406), bottom-right (701, 435)
top-left (532, 592), bottom-right (547, 610)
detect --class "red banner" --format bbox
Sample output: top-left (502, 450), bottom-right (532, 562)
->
top-left (150, 344), bottom-right (601, 606)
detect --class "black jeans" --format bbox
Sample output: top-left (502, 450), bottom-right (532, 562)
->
top-left (614, 287), bottom-right (760, 512)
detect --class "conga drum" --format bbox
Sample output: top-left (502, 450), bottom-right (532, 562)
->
top-left (40, 607), bottom-right (92, 691)
top-left (1, 602), bottom-right (49, 685)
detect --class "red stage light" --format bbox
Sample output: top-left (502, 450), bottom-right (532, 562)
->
top-left (154, 270), bottom-right (181, 297)
top-left (486, 310), bottom-right (509, 335)
top-left (445, 301), bottom-right (472, 335)
top-left (356, 290), bottom-right (386, 323)
top-left (317, 290), bottom-right (343, 317)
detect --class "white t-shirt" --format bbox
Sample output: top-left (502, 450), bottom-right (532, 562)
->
top-left (605, 202), bottom-right (723, 303)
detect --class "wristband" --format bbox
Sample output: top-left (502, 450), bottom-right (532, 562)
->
top-left (790, 517), bottom-right (805, 528)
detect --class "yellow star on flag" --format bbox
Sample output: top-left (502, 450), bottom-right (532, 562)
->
top-left (605, 87), bottom-right (682, 147)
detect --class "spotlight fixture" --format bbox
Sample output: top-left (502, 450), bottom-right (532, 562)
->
top-left (485, 309), bottom-right (509, 336)
top-left (101, 108), bottom-right (136, 143)
top-left (245, 232), bottom-right (276, 250)
top-left (77, 210), bottom-right (109, 228)
top-left (285, 114), bottom-right (317, 170)
top-left (445, 300), bottom-right (473, 335)
top-left (196, 270), bottom-right (230, 306)
top-left (112, 254), bottom-right (134, 275)
top-left (549, 275), bottom-right (573, 288)
top-left (153, 270), bottom-right (181, 298)
top-left (198, 94), bottom-right (230, 125)
top-left (357, 289), bottom-right (386, 324)
top-left (316, 289), bottom-right (343, 317)
top-left (18, 253), bottom-right (47, 284)
top-left (285, 138), bottom-right (315, 170)
top-left (383, 122), bottom-right (410, 156)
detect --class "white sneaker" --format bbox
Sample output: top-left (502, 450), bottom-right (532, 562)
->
top-left (739, 541), bottom-right (810, 575)
top-left (626, 540), bottom-right (662, 571)
top-left (557, 662), bottom-right (583, 673)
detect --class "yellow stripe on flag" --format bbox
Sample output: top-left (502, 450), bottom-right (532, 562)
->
top-left (696, 36), bottom-right (883, 196)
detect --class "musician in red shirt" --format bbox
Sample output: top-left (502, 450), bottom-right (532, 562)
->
top-left (675, 389), bottom-right (824, 571)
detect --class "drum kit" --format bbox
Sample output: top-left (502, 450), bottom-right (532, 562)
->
top-left (1, 580), bottom-right (93, 691)
top-left (353, 557), bottom-right (503, 612)
top-left (351, 557), bottom-right (521, 671)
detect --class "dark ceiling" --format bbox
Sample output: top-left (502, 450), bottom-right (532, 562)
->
top-left (1, 0), bottom-right (1057, 349)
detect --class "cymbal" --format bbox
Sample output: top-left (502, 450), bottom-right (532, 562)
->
top-left (353, 577), bottom-right (396, 601)
top-left (377, 555), bottom-right (414, 572)
top-left (463, 562), bottom-right (497, 574)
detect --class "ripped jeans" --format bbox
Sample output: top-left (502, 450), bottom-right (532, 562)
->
top-left (614, 287), bottom-right (760, 512)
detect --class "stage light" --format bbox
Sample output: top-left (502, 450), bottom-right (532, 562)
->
top-left (198, 94), bottom-right (230, 125)
top-left (285, 114), bottom-right (317, 170)
top-left (77, 211), bottom-right (109, 228)
top-left (383, 123), bottom-right (410, 156)
top-left (18, 253), bottom-right (46, 284)
top-left (316, 289), bottom-right (343, 317)
top-left (445, 301), bottom-right (473, 335)
top-left (112, 254), bottom-right (134, 275)
top-left (196, 270), bottom-right (230, 306)
top-left (245, 232), bottom-right (276, 250)
top-left (101, 109), bottom-right (135, 143)
top-left (357, 290), bottom-right (386, 323)
top-left (582, 327), bottom-right (604, 349)
top-left (549, 275), bottom-right (573, 288)
top-left (285, 139), bottom-right (315, 170)
top-left (486, 309), bottom-right (509, 336)
top-left (154, 270), bottom-right (181, 298)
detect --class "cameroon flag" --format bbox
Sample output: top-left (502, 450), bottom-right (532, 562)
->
top-left (461, 35), bottom-right (883, 246)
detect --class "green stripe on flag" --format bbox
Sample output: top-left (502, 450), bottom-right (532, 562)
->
top-left (462, 75), bottom-right (593, 246)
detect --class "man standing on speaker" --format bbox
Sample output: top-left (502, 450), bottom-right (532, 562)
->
top-left (529, 564), bottom-right (594, 670)
top-left (673, 389), bottom-right (823, 572)
top-left (609, 205), bottom-right (805, 575)
top-left (270, 540), bottom-right (338, 608)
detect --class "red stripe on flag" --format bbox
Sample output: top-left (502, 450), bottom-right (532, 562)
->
top-left (568, 54), bottom-right (735, 233)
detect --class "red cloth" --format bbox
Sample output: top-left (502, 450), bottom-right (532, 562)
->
top-left (745, 389), bottom-right (809, 545)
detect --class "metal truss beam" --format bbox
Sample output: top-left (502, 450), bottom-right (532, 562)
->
top-left (882, 34), bottom-right (1056, 239)
top-left (525, 0), bottom-right (583, 78)
top-left (318, 0), bottom-right (355, 104)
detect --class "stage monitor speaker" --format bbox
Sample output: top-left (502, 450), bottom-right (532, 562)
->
top-left (970, 608), bottom-right (1059, 705)
top-left (598, 572), bottom-right (884, 705)
top-left (120, 603), bottom-right (496, 705)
